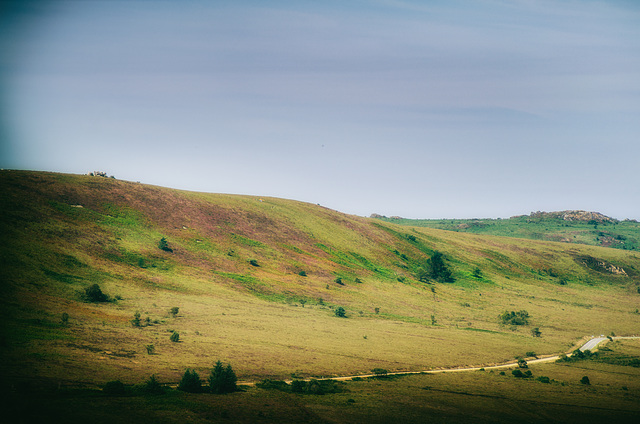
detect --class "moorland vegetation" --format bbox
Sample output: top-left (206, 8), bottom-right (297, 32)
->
top-left (1, 170), bottom-right (639, 422)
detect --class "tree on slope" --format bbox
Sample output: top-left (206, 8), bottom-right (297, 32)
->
top-left (209, 361), bottom-right (237, 394)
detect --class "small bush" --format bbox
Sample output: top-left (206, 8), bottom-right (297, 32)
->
top-left (537, 376), bottom-right (551, 384)
top-left (131, 312), bottom-right (141, 327)
top-left (518, 358), bottom-right (528, 368)
top-left (499, 310), bottom-right (530, 326)
top-left (512, 369), bottom-right (532, 378)
top-left (249, 259), bottom-right (259, 267)
top-left (84, 284), bottom-right (110, 303)
top-left (170, 331), bottom-right (180, 342)
top-left (334, 307), bottom-right (347, 318)
top-left (145, 344), bottom-right (155, 355)
top-left (143, 375), bottom-right (165, 395)
top-left (178, 369), bottom-right (203, 393)
top-left (335, 277), bottom-right (344, 285)
top-left (531, 327), bottom-right (541, 337)
top-left (158, 237), bottom-right (173, 252)
top-left (371, 368), bottom-right (388, 376)
top-left (298, 271), bottom-right (307, 277)
top-left (525, 351), bottom-right (537, 358)
top-left (472, 267), bottom-right (483, 279)
top-left (170, 307), bottom-right (179, 317)
top-left (61, 312), bottom-right (69, 325)
top-left (291, 380), bottom-right (306, 393)
top-left (103, 380), bottom-right (127, 396)
top-left (580, 376), bottom-right (590, 385)
top-left (256, 379), bottom-right (289, 391)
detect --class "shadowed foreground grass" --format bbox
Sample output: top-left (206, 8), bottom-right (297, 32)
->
top-left (4, 340), bottom-right (639, 424)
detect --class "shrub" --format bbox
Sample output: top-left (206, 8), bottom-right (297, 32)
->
top-left (84, 284), bottom-right (109, 303)
top-left (209, 361), bottom-right (237, 394)
top-left (427, 251), bottom-right (454, 283)
top-left (169, 307), bottom-right (179, 317)
top-left (143, 375), bottom-right (164, 395)
top-left (291, 380), bottom-right (306, 393)
top-left (178, 369), bottom-right (203, 393)
top-left (103, 380), bottom-right (127, 396)
top-left (158, 237), bottom-right (172, 252)
top-left (580, 376), bottom-right (590, 385)
top-left (170, 331), bottom-right (180, 342)
top-left (145, 344), bottom-right (155, 355)
top-left (531, 327), bottom-right (541, 337)
top-left (249, 259), bottom-right (259, 267)
top-left (518, 358), bottom-right (528, 368)
top-left (525, 351), bottom-right (537, 358)
top-left (335, 277), bottom-right (344, 285)
top-left (537, 376), bottom-right (551, 384)
top-left (512, 369), bottom-right (532, 378)
top-left (131, 312), bottom-right (141, 327)
top-left (499, 310), bottom-right (530, 326)
top-left (372, 368), bottom-right (388, 376)
top-left (61, 312), bottom-right (69, 325)
top-left (334, 307), bottom-right (347, 318)
top-left (256, 379), bottom-right (289, 391)
top-left (472, 267), bottom-right (483, 279)
top-left (298, 271), bottom-right (307, 277)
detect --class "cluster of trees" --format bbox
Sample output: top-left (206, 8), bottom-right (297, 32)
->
top-left (178, 361), bottom-right (237, 394)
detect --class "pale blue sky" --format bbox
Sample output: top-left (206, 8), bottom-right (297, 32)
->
top-left (2, 0), bottom-right (639, 219)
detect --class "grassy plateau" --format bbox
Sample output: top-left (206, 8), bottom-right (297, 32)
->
top-left (1, 170), bottom-right (639, 423)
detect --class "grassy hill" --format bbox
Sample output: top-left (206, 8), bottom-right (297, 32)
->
top-left (372, 212), bottom-right (640, 251)
top-left (1, 170), bottom-right (639, 422)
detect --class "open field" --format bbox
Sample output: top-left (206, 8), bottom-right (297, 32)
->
top-left (1, 170), bottom-right (639, 421)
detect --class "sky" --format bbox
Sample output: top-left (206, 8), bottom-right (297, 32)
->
top-left (1, 0), bottom-right (639, 219)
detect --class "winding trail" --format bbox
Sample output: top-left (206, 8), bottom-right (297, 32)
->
top-left (239, 336), bottom-right (639, 386)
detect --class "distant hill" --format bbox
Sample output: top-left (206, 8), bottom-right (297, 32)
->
top-left (1, 170), bottom-right (639, 390)
top-left (372, 210), bottom-right (639, 251)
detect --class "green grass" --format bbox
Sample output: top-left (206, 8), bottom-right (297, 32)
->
top-left (374, 214), bottom-right (640, 251)
top-left (2, 170), bottom-right (640, 421)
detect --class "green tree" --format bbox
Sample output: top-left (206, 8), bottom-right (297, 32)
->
top-left (418, 251), bottom-right (454, 283)
top-left (209, 361), bottom-right (237, 394)
top-left (334, 307), bottom-right (347, 318)
top-left (84, 284), bottom-right (109, 302)
top-left (170, 331), bottom-right (180, 342)
top-left (131, 312), bottom-right (141, 327)
top-left (61, 312), bottom-right (69, 325)
top-left (170, 307), bottom-right (179, 317)
top-left (158, 237), bottom-right (172, 252)
top-left (580, 376), bottom-right (590, 385)
top-left (531, 327), bottom-right (541, 337)
top-left (143, 374), bottom-right (164, 395)
top-left (472, 267), bottom-right (483, 279)
top-left (178, 369), bottom-right (203, 393)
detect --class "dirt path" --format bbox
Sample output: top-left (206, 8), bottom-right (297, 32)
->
top-left (238, 335), bottom-right (639, 386)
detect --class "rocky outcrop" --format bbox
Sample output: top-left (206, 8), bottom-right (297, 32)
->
top-left (529, 210), bottom-right (617, 224)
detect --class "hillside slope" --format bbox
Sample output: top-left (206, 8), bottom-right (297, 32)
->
top-left (1, 170), bottom-right (639, 387)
